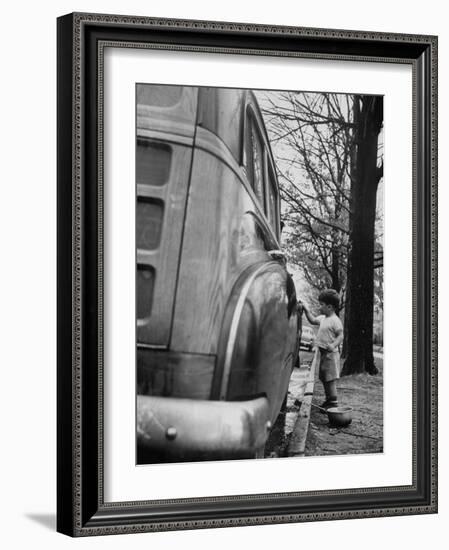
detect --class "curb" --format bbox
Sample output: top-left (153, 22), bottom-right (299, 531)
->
top-left (286, 349), bottom-right (317, 457)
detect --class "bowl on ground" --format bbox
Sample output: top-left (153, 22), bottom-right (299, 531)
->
top-left (327, 406), bottom-right (353, 427)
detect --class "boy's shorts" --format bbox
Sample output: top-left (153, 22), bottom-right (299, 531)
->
top-left (318, 348), bottom-right (340, 382)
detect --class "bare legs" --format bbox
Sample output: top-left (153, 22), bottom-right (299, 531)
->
top-left (323, 380), bottom-right (338, 406)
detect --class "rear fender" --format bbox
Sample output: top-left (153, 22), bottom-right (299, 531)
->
top-left (212, 261), bottom-right (298, 423)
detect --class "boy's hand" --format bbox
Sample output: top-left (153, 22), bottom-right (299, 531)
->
top-left (326, 343), bottom-right (336, 352)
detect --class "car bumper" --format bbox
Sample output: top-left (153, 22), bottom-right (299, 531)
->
top-left (137, 394), bottom-right (270, 461)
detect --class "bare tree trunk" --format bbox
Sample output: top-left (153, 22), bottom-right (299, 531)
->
top-left (341, 97), bottom-right (382, 376)
top-left (331, 245), bottom-right (341, 293)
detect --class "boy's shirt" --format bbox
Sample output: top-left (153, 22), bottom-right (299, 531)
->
top-left (315, 313), bottom-right (343, 350)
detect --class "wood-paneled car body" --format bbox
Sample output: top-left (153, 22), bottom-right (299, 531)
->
top-left (136, 85), bottom-right (298, 462)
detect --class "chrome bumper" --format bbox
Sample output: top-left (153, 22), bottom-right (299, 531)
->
top-left (137, 394), bottom-right (270, 460)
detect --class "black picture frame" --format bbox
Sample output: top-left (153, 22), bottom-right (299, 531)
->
top-left (57, 12), bottom-right (438, 536)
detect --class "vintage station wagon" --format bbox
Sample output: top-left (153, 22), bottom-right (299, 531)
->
top-left (136, 84), bottom-right (299, 462)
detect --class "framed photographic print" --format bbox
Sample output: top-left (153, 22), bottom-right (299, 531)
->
top-left (57, 12), bottom-right (437, 536)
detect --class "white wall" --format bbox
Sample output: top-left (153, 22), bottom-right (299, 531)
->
top-left (0, 1), bottom-right (445, 547)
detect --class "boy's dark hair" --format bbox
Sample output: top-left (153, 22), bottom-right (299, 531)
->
top-left (318, 289), bottom-right (340, 310)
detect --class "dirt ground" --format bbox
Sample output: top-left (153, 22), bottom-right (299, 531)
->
top-left (305, 353), bottom-right (383, 456)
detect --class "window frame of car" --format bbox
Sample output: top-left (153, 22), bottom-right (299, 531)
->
top-left (242, 96), bottom-right (281, 242)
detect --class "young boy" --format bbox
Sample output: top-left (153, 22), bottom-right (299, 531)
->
top-left (301, 289), bottom-right (343, 410)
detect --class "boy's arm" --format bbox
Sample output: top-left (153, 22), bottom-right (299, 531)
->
top-left (301, 303), bottom-right (320, 325)
top-left (327, 326), bottom-right (343, 351)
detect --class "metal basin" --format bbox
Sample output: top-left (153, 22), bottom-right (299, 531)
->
top-left (327, 406), bottom-right (353, 427)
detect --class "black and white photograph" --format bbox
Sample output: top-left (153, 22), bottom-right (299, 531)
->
top-left (135, 84), bottom-right (384, 464)
top-left (0, 0), bottom-right (442, 545)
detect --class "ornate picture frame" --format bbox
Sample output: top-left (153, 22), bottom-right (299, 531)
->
top-left (57, 12), bottom-right (437, 536)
